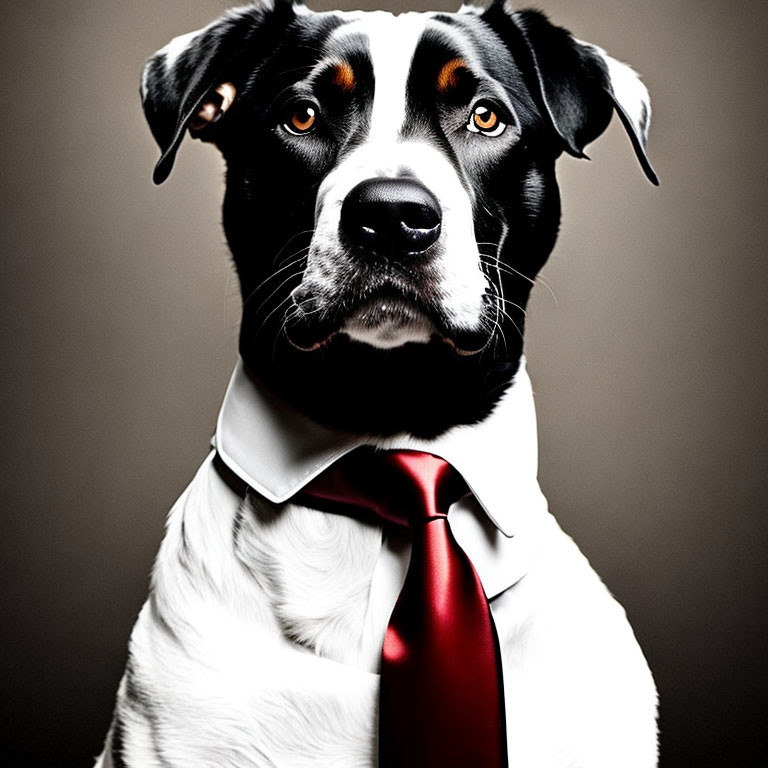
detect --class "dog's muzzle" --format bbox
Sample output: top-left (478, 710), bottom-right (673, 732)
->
top-left (285, 174), bottom-right (488, 354)
top-left (340, 178), bottom-right (442, 258)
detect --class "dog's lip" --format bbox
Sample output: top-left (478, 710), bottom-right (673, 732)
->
top-left (288, 329), bottom-right (488, 356)
top-left (438, 333), bottom-right (489, 357)
top-left (286, 329), bottom-right (339, 352)
top-left (283, 311), bottom-right (339, 351)
top-left (284, 292), bottom-right (490, 355)
top-left (286, 296), bottom-right (430, 352)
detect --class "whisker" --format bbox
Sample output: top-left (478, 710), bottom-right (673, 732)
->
top-left (242, 255), bottom-right (308, 309)
top-left (273, 302), bottom-right (325, 360)
top-left (534, 272), bottom-right (559, 306)
top-left (479, 254), bottom-right (558, 306)
top-left (478, 254), bottom-right (536, 287)
top-left (485, 281), bottom-right (524, 342)
top-left (272, 230), bottom-right (315, 268)
top-left (495, 322), bottom-right (510, 354)
top-left (476, 236), bottom-right (559, 306)
top-left (253, 294), bottom-right (295, 342)
top-left (491, 294), bottom-right (527, 317)
top-left (494, 307), bottom-right (524, 342)
top-left (249, 269), bottom-right (306, 323)
top-left (486, 309), bottom-right (509, 354)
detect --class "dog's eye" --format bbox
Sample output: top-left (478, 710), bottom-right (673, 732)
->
top-left (466, 102), bottom-right (506, 137)
top-left (284, 103), bottom-right (318, 136)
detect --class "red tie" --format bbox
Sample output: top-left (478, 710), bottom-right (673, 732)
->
top-left (301, 450), bottom-right (508, 768)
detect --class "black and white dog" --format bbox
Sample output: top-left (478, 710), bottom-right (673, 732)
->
top-left (98, 1), bottom-right (659, 765)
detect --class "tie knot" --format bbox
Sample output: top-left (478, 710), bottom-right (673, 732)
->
top-left (300, 449), bottom-right (468, 528)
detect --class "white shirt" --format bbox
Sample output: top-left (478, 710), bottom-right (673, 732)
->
top-left (214, 358), bottom-right (550, 599)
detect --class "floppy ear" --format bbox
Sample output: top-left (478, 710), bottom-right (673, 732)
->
top-left (481, 2), bottom-right (658, 185)
top-left (140, 0), bottom-right (296, 184)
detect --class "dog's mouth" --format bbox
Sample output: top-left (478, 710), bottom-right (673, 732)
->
top-left (284, 290), bottom-right (489, 356)
top-left (283, 292), bottom-right (489, 356)
top-left (340, 297), bottom-right (435, 349)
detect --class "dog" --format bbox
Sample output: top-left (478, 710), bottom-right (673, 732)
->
top-left (97, 1), bottom-right (659, 765)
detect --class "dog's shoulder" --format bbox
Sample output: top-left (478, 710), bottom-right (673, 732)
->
top-left (493, 513), bottom-right (659, 766)
top-left (113, 453), bottom-right (384, 766)
top-left (145, 452), bottom-right (388, 664)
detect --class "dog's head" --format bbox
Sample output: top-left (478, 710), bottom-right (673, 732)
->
top-left (142, 0), bottom-right (656, 437)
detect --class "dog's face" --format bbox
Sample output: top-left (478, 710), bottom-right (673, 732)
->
top-left (142, 0), bottom-right (655, 437)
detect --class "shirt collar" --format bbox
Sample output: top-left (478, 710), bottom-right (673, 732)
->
top-left (214, 358), bottom-right (547, 538)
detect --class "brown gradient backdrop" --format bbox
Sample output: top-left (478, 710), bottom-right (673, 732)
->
top-left (1, 0), bottom-right (766, 765)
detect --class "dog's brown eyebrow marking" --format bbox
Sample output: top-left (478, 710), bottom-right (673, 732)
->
top-left (331, 61), bottom-right (356, 92)
top-left (436, 58), bottom-right (468, 93)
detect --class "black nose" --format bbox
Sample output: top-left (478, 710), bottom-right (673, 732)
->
top-left (340, 178), bottom-right (442, 257)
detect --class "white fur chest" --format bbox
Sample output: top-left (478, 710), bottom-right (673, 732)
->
top-left (104, 453), bottom-right (657, 767)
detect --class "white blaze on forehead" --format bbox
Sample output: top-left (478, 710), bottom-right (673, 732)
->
top-left (332, 12), bottom-right (430, 142)
top-left (302, 11), bottom-right (489, 347)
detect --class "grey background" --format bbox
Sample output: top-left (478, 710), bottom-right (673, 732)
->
top-left (1, 0), bottom-right (766, 765)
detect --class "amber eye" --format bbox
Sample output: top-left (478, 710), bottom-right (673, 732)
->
top-left (284, 103), bottom-right (318, 135)
top-left (466, 102), bottom-right (507, 137)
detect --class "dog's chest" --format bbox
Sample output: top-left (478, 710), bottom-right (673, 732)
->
top-left (233, 493), bottom-right (405, 670)
top-left (117, 456), bottom-right (657, 768)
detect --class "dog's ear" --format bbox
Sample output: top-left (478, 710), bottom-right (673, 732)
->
top-left (141, 0), bottom-right (298, 184)
top-left (481, 2), bottom-right (658, 185)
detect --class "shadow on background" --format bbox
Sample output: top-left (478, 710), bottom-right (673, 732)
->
top-left (1, 1), bottom-right (766, 765)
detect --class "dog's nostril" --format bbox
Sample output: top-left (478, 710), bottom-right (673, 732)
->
top-left (340, 178), bottom-right (442, 257)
